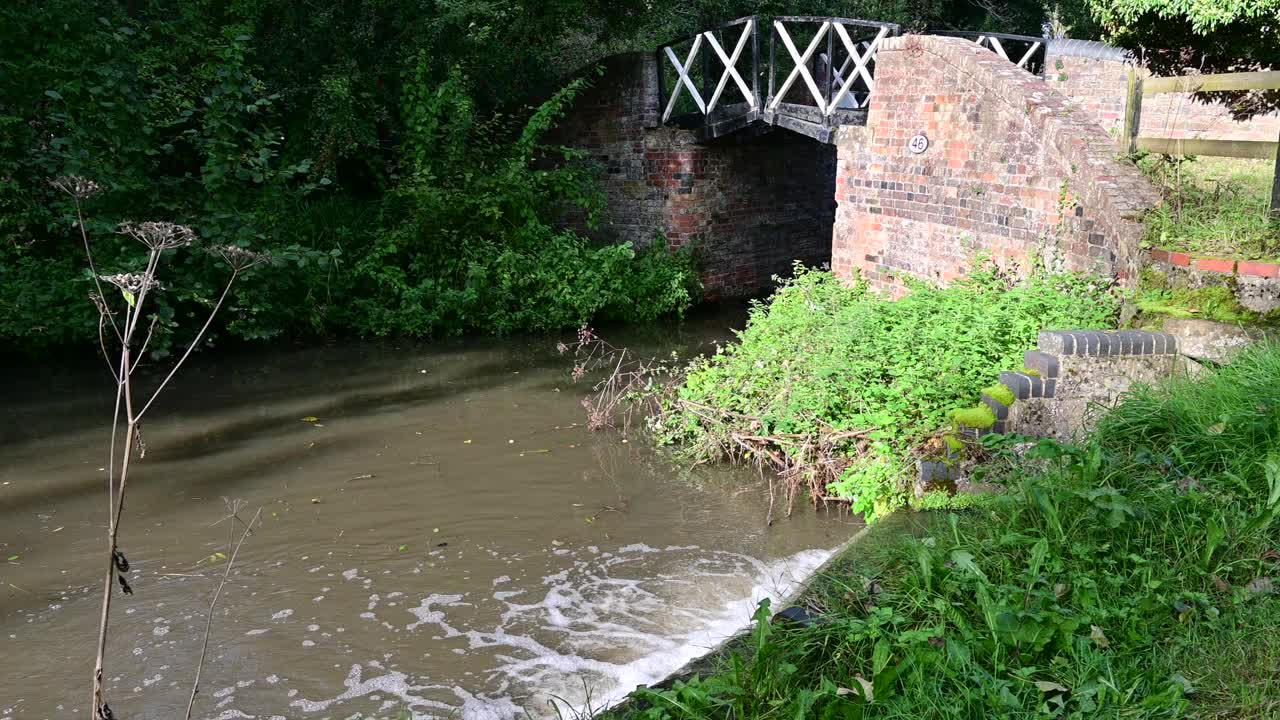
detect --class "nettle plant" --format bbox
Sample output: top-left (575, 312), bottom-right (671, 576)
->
top-left (50, 176), bottom-right (268, 720)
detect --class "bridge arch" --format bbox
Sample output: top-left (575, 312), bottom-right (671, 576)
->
top-left (554, 20), bottom-right (1161, 298)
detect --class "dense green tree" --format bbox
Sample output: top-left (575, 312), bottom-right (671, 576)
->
top-left (1, 0), bottom-right (1078, 356)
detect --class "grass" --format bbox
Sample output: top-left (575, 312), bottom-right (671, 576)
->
top-left (606, 344), bottom-right (1280, 720)
top-left (1139, 155), bottom-right (1280, 263)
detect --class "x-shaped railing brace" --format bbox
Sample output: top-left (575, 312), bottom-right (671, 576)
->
top-left (976, 35), bottom-right (1043, 69)
top-left (662, 19), bottom-right (757, 122)
top-left (769, 21), bottom-right (889, 116)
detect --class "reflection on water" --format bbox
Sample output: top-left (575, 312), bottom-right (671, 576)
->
top-left (0, 315), bottom-right (860, 719)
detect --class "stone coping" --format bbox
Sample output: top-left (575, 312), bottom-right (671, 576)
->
top-left (1038, 329), bottom-right (1178, 356)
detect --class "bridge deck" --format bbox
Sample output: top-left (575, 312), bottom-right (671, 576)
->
top-left (657, 17), bottom-right (1054, 143)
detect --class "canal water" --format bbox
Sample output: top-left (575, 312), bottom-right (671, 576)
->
top-left (0, 313), bottom-right (860, 719)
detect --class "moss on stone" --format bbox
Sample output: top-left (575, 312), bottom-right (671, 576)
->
top-left (982, 383), bottom-right (1016, 406)
top-left (943, 434), bottom-right (965, 453)
top-left (911, 490), bottom-right (1005, 511)
top-left (1022, 367), bottom-right (1041, 378)
top-left (950, 404), bottom-right (996, 429)
top-left (1134, 268), bottom-right (1258, 326)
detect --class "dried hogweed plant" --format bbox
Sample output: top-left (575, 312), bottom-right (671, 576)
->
top-left (51, 177), bottom-right (269, 720)
top-left (558, 326), bottom-right (683, 433)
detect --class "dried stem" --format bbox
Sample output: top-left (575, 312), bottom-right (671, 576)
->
top-left (185, 506), bottom-right (262, 720)
top-left (63, 187), bottom-right (258, 718)
top-left (72, 197), bottom-right (122, 344)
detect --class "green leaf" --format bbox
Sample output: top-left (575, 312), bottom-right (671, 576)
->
top-left (1035, 680), bottom-right (1068, 693)
top-left (122, 290), bottom-right (136, 307)
top-left (950, 549), bottom-right (987, 581)
top-left (44, 90), bottom-right (63, 100)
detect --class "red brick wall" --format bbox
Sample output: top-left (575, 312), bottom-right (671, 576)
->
top-left (831, 35), bottom-right (1161, 293)
top-left (1045, 54), bottom-right (1129, 138)
top-left (553, 53), bottom-right (836, 299)
top-left (1044, 51), bottom-right (1280, 142)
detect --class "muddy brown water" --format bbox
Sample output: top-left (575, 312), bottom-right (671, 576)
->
top-left (0, 314), bottom-right (860, 720)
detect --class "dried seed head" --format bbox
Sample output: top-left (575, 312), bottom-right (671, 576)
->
top-left (214, 244), bottom-right (271, 271)
top-left (99, 272), bottom-right (161, 295)
top-left (49, 175), bottom-right (102, 200)
top-left (118, 221), bottom-right (196, 251)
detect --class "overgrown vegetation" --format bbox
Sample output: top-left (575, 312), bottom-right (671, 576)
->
top-left (1131, 268), bottom-right (1275, 327)
top-left (1, 0), bottom-right (1085, 358)
top-left (606, 343), bottom-right (1280, 719)
top-left (1088, 0), bottom-right (1280, 118)
top-left (1139, 155), bottom-right (1280, 262)
top-left (651, 265), bottom-right (1119, 521)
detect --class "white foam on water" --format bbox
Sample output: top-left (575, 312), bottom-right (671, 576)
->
top-left (276, 543), bottom-right (832, 719)
top-left (487, 545), bottom-right (834, 716)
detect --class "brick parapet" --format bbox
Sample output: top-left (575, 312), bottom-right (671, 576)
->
top-left (1044, 47), bottom-right (1280, 142)
top-left (833, 35), bottom-right (1160, 293)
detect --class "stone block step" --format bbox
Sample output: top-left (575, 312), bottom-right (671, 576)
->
top-left (999, 370), bottom-right (1056, 400)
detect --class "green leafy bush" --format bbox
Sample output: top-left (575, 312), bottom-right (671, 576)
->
top-left (656, 264), bottom-right (1118, 519)
top-left (348, 65), bottom-right (697, 337)
top-left (612, 344), bottom-right (1280, 720)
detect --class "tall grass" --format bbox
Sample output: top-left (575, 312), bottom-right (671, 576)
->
top-left (607, 344), bottom-right (1280, 720)
top-left (1141, 156), bottom-right (1280, 262)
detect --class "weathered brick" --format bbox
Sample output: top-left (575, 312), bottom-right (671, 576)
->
top-left (982, 393), bottom-right (1010, 420)
top-left (553, 53), bottom-right (836, 298)
top-left (1238, 261), bottom-right (1280, 278)
top-left (999, 371), bottom-right (1034, 399)
top-left (1024, 350), bottom-right (1061, 378)
top-left (832, 36), bottom-right (1158, 294)
top-left (1193, 257), bottom-right (1236, 274)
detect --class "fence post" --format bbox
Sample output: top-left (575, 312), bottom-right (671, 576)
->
top-left (751, 17), bottom-right (760, 110)
top-left (767, 23), bottom-right (776, 108)
top-left (825, 25), bottom-right (834, 125)
top-left (1271, 126), bottom-right (1280, 219)
top-left (1123, 66), bottom-right (1143, 155)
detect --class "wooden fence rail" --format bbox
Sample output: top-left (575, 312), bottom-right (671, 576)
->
top-left (1123, 68), bottom-right (1280, 216)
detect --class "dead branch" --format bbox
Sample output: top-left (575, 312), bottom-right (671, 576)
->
top-left (185, 505), bottom-right (262, 720)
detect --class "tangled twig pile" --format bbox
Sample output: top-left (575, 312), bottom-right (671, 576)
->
top-left (664, 399), bottom-right (873, 523)
top-left (558, 326), bottom-right (681, 433)
top-left (561, 327), bottom-right (873, 523)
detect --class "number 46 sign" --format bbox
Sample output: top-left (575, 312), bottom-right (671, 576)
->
top-left (908, 133), bottom-right (929, 154)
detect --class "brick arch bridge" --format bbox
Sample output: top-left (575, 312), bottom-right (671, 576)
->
top-left (555, 18), bottom-right (1162, 299)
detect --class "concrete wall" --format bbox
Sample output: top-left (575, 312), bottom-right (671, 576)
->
top-left (831, 35), bottom-right (1160, 293)
top-left (1044, 42), bottom-right (1280, 142)
top-left (553, 53), bottom-right (836, 299)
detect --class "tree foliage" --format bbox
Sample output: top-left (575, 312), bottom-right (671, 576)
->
top-left (1086, 0), bottom-right (1280, 116)
top-left (2, 0), bottom-right (1080, 355)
